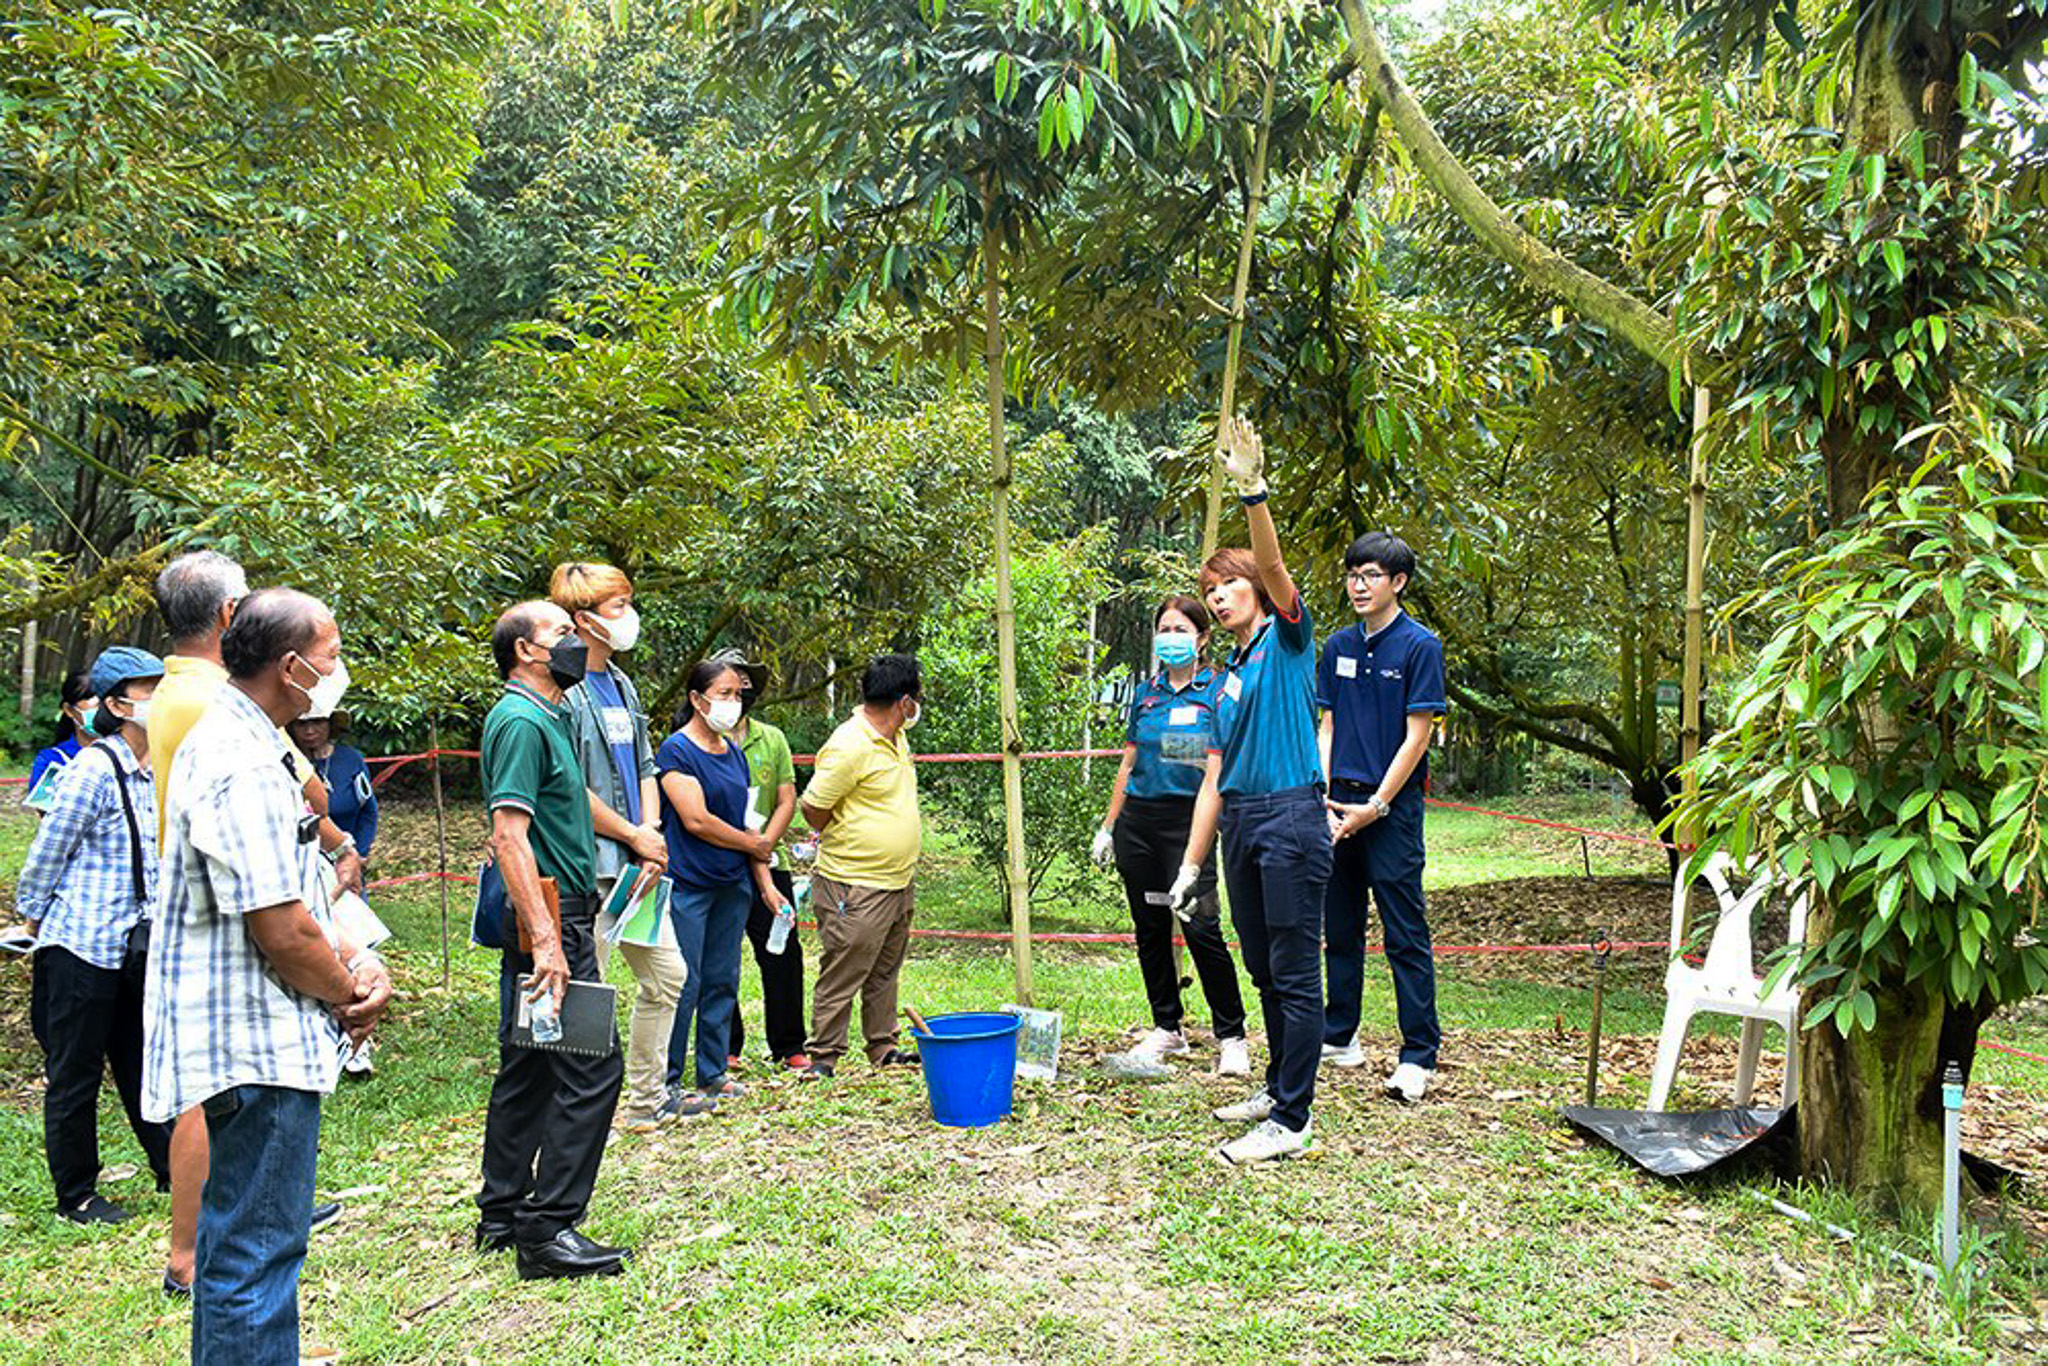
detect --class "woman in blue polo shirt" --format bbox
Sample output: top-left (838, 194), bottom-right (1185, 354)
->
top-left (1177, 416), bottom-right (1330, 1165)
top-left (1091, 594), bottom-right (1248, 1075)
top-left (27, 672), bottom-right (95, 810)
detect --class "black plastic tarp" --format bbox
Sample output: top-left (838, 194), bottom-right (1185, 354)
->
top-left (1562, 1104), bottom-right (1793, 1177)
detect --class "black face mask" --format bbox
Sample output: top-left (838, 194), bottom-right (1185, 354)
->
top-left (546, 634), bottom-right (589, 689)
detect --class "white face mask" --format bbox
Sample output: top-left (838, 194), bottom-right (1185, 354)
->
top-left (705, 698), bottom-right (743, 733)
top-left (110, 698), bottom-right (151, 732)
top-left (594, 605), bottom-right (641, 653)
top-left (289, 654), bottom-right (350, 719)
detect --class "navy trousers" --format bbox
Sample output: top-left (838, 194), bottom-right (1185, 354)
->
top-left (1324, 780), bottom-right (1439, 1068)
top-left (1219, 784), bottom-right (1331, 1132)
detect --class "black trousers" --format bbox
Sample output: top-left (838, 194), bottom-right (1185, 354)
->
top-left (477, 893), bottom-right (623, 1244)
top-left (730, 867), bottom-right (808, 1061)
top-left (1112, 796), bottom-right (1246, 1039)
top-left (1220, 785), bottom-right (1332, 1132)
top-left (31, 935), bottom-right (171, 1208)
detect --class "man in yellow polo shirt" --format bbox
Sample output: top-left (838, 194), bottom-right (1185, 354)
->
top-left (797, 654), bottom-right (924, 1077)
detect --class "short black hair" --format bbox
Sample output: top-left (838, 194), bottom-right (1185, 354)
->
top-left (91, 676), bottom-right (149, 737)
top-left (861, 653), bottom-right (921, 705)
top-left (221, 588), bottom-right (328, 680)
top-left (491, 602), bottom-right (550, 680)
top-left (1344, 531), bottom-right (1417, 585)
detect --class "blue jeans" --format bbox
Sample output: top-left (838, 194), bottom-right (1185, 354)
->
top-left (1219, 785), bottom-right (1331, 1132)
top-left (1324, 781), bottom-right (1438, 1067)
top-left (194, 1084), bottom-right (322, 1365)
top-left (665, 880), bottom-right (751, 1089)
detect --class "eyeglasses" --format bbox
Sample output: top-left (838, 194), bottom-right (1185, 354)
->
top-left (1344, 569), bottom-right (1390, 586)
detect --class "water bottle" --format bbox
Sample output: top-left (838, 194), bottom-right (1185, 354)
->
top-left (529, 987), bottom-right (563, 1043)
top-left (766, 877), bottom-right (806, 955)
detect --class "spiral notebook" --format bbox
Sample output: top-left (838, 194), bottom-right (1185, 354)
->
top-left (510, 976), bottom-right (618, 1057)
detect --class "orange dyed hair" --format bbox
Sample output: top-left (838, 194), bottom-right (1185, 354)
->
top-left (1197, 548), bottom-right (1274, 615)
top-left (549, 561), bottom-right (633, 614)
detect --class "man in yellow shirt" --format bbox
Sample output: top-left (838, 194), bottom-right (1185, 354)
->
top-left (798, 654), bottom-right (924, 1077)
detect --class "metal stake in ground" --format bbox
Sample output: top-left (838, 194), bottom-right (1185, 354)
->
top-left (1584, 940), bottom-right (1612, 1106)
top-left (1941, 1060), bottom-right (1964, 1270)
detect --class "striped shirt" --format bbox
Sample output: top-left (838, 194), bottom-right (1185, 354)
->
top-left (142, 682), bottom-right (342, 1122)
top-left (15, 738), bottom-right (158, 969)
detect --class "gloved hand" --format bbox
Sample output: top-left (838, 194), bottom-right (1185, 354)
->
top-left (1219, 414), bottom-right (1267, 498)
top-left (1166, 863), bottom-right (1201, 922)
top-left (1090, 826), bottom-right (1116, 868)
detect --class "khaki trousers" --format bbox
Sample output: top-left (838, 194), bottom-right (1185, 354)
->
top-left (597, 879), bottom-right (689, 1116)
top-left (804, 875), bottom-right (914, 1066)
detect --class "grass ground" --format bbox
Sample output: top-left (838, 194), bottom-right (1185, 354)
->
top-left (1, 778), bottom-right (2045, 1363)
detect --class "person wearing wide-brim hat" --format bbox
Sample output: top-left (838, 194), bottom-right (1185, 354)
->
top-left (16, 645), bottom-right (173, 1224)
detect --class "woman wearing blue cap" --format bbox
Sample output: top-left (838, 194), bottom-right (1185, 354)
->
top-left (16, 646), bottom-right (172, 1224)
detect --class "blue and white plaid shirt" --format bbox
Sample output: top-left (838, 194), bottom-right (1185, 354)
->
top-left (142, 682), bottom-right (342, 1122)
top-left (15, 737), bottom-right (158, 969)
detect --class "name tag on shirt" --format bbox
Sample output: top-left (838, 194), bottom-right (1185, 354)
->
top-left (1168, 706), bottom-right (1199, 727)
top-left (1223, 673), bottom-right (1243, 701)
top-left (601, 706), bottom-right (634, 745)
top-left (1335, 656), bottom-right (1358, 679)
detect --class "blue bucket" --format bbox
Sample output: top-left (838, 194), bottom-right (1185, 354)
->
top-left (914, 1011), bottom-right (1022, 1128)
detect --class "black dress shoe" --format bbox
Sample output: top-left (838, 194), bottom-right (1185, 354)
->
top-left (559, 1228), bottom-right (632, 1263)
top-left (57, 1194), bottom-right (130, 1225)
top-left (475, 1221), bottom-right (515, 1253)
top-left (310, 1200), bottom-right (342, 1232)
top-left (515, 1229), bottom-right (628, 1281)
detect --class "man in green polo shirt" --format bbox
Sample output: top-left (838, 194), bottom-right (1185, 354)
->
top-left (473, 601), bottom-right (630, 1281)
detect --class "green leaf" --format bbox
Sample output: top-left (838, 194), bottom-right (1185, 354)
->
top-left (1959, 50), bottom-right (1979, 110)
top-left (1881, 239), bottom-right (1906, 284)
top-left (1865, 154), bottom-right (1886, 200)
top-left (1823, 143), bottom-right (1856, 213)
top-left (1852, 990), bottom-right (1876, 1033)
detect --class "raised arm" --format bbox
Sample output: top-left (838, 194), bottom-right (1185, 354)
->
top-left (1222, 416), bottom-right (1300, 617)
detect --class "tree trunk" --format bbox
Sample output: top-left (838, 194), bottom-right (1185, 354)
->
top-left (1796, 904), bottom-right (1948, 1214)
top-left (18, 617), bottom-right (37, 724)
top-left (983, 186), bottom-right (1035, 1006)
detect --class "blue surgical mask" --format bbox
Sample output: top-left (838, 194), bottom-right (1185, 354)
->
top-left (1155, 633), bottom-right (1198, 668)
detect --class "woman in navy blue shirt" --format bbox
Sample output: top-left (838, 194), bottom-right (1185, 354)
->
top-left (286, 710), bottom-right (379, 860)
top-left (1178, 416), bottom-right (1331, 1165)
top-left (27, 672), bottom-right (94, 809)
top-left (1092, 595), bottom-right (1247, 1074)
top-left (657, 658), bottom-right (789, 1104)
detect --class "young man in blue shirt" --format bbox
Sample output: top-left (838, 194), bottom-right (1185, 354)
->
top-left (1318, 531), bottom-right (1447, 1101)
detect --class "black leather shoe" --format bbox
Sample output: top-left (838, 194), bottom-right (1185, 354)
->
top-left (515, 1229), bottom-right (627, 1281)
top-left (475, 1221), bottom-right (515, 1253)
top-left (310, 1200), bottom-right (342, 1232)
top-left (559, 1228), bottom-right (632, 1263)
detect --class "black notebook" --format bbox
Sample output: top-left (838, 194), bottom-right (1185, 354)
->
top-left (511, 976), bottom-right (618, 1057)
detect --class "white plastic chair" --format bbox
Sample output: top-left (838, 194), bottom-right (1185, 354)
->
top-left (1646, 852), bottom-right (1808, 1111)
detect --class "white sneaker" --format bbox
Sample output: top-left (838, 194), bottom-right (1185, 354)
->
top-left (340, 1038), bottom-right (374, 1077)
top-left (1321, 1034), bottom-right (1365, 1068)
top-left (1385, 1062), bottom-right (1435, 1102)
top-left (1219, 1118), bottom-right (1313, 1165)
top-left (1132, 1027), bottom-right (1190, 1061)
top-left (1217, 1037), bottom-right (1251, 1077)
top-left (1212, 1086), bottom-right (1273, 1123)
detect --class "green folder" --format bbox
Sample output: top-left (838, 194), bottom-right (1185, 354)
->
top-left (603, 870), bottom-right (666, 948)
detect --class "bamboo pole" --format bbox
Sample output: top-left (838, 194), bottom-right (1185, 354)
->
top-left (1200, 27), bottom-right (1280, 560)
top-left (17, 618), bottom-right (36, 725)
top-left (1679, 386), bottom-right (1710, 850)
top-left (431, 717), bottom-right (451, 990)
top-left (984, 182), bottom-right (1035, 1006)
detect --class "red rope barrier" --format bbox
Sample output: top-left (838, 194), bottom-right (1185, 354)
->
top-left (1420, 797), bottom-right (1682, 852)
top-left (1980, 1039), bottom-right (2048, 1068)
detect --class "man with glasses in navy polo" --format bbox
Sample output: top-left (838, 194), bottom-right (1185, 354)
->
top-left (1318, 532), bottom-right (1447, 1102)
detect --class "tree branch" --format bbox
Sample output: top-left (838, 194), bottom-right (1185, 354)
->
top-left (1332, 0), bottom-right (1681, 373)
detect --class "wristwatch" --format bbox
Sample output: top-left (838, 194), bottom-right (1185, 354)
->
top-left (1365, 795), bottom-right (1390, 819)
top-left (329, 832), bottom-right (359, 861)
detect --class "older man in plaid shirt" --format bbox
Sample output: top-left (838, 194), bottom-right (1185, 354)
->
top-left (19, 646), bottom-right (172, 1225)
top-left (142, 589), bottom-right (392, 1364)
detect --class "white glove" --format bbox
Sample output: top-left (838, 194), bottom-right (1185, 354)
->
top-left (1090, 826), bottom-right (1116, 868)
top-left (1219, 414), bottom-right (1267, 497)
top-left (1166, 863), bottom-right (1201, 922)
